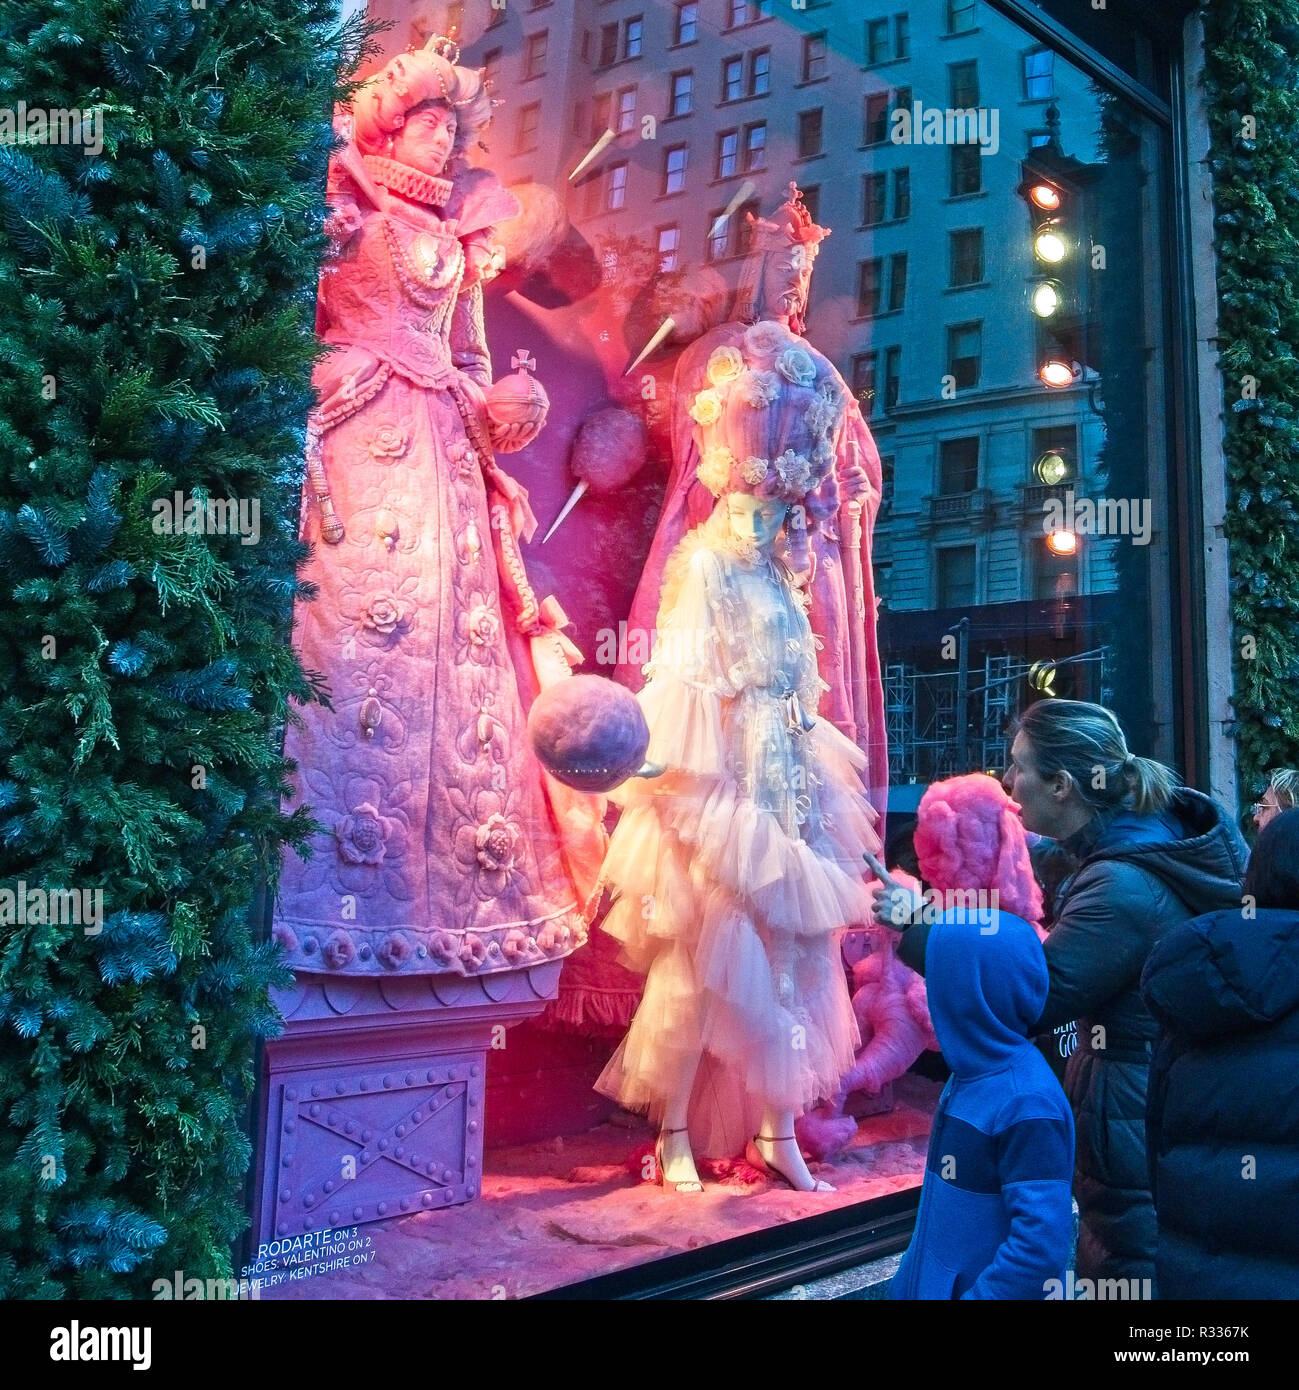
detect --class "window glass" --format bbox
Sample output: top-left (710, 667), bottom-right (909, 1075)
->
top-left (275, 0), bottom-right (1180, 1301)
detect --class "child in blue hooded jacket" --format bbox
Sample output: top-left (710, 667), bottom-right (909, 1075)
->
top-left (888, 904), bottom-right (1075, 1299)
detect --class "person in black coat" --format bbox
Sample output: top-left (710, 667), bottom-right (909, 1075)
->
top-left (1141, 808), bottom-right (1299, 1299)
top-left (878, 701), bottom-right (1247, 1290)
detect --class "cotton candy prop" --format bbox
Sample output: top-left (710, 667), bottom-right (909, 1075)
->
top-left (527, 674), bottom-right (651, 793)
top-left (542, 404), bottom-right (648, 543)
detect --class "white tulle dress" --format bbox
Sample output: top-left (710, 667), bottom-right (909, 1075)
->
top-left (594, 526), bottom-right (882, 1158)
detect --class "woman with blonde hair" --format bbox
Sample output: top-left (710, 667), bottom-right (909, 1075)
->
top-left (1252, 767), bottom-right (1299, 832)
top-left (885, 700), bottom-right (1247, 1292)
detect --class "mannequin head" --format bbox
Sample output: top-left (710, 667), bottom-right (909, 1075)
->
top-left (389, 99), bottom-right (458, 176)
top-left (758, 241), bottom-right (815, 329)
top-left (724, 492), bottom-right (788, 552)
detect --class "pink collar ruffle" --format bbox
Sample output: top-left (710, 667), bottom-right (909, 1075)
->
top-left (363, 154), bottom-right (453, 209)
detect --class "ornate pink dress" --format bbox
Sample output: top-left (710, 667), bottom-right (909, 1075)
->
top-left (595, 520), bottom-right (883, 1157)
top-left (272, 157), bottom-right (589, 978)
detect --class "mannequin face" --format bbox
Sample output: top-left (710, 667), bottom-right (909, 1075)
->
top-left (761, 242), bottom-right (814, 325)
top-left (389, 100), bottom-right (457, 176)
top-left (725, 492), bottom-right (788, 551)
top-left (1002, 731), bottom-right (1091, 840)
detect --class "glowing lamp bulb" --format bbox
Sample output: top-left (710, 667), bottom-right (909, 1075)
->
top-left (1030, 183), bottom-right (1061, 211)
top-left (1034, 229), bottom-right (1066, 264)
top-left (1032, 282), bottom-right (1061, 317)
top-left (1046, 529), bottom-right (1078, 556)
top-left (1040, 359), bottom-right (1075, 388)
top-left (1036, 451), bottom-right (1069, 485)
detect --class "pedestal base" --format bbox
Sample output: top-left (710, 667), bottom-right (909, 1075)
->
top-left (254, 961), bottom-right (563, 1244)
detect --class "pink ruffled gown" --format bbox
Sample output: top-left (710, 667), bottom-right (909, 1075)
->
top-left (594, 525), bottom-right (883, 1158)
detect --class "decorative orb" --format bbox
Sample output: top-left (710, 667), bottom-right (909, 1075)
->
top-left (527, 676), bottom-right (650, 793)
top-left (485, 367), bottom-right (550, 429)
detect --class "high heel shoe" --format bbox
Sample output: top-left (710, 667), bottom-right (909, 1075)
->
top-left (655, 1126), bottom-right (703, 1193)
top-left (746, 1134), bottom-right (835, 1193)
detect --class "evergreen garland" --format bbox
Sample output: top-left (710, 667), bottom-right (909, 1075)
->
top-left (0, 0), bottom-right (367, 1296)
top-left (1200, 0), bottom-right (1299, 806)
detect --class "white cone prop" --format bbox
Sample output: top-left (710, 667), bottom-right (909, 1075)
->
top-left (542, 480), bottom-right (589, 544)
top-left (623, 315), bottom-right (677, 377)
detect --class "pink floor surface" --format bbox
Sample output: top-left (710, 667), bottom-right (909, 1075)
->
top-left (261, 1073), bottom-right (940, 1300)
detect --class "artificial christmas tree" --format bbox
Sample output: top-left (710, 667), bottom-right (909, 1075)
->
top-left (0, 0), bottom-right (364, 1296)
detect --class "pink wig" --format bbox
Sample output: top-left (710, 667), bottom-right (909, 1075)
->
top-left (913, 773), bottom-right (1044, 929)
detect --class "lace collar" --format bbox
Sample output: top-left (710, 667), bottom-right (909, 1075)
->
top-left (363, 155), bottom-right (453, 209)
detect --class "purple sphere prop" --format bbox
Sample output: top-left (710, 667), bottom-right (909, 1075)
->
top-left (527, 676), bottom-right (650, 793)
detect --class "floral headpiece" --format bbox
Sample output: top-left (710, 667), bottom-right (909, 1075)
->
top-left (689, 321), bottom-right (845, 505)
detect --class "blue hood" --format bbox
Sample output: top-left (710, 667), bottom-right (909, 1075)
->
top-left (925, 909), bottom-right (1050, 1078)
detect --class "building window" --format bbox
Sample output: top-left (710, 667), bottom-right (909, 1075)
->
top-left (861, 172), bottom-right (886, 225)
top-left (716, 129), bottom-right (739, 179)
top-left (625, 16), bottom-right (643, 59)
top-left (722, 55), bottom-right (744, 102)
top-left (797, 108), bottom-right (823, 159)
top-left (800, 185), bottom-right (820, 222)
top-left (803, 32), bottom-right (828, 82)
top-left (883, 346), bottom-right (901, 410)
top-left (878, 454), bottom-right (895, 510)
top-left (523, 31), bottom-right (548, 80)
top-left (751, 48), bottom-right (771, 95)
top-left (947, 322), bottom-right (982, 388)
top-left (446, 1), bottom-right (464, 38)
top-left (663, 144), bottom-right (688, 195)
top-left (857, 258), bottom-right (883, 317)
top-left (946, 0), bottom-right (977, 34)
top-left (1028, 129), bottom-right (1052, 149)
top-left (729, 0), bottom-right (772, 25)
top-left (949, 228), bottom-right (984, 286)
top-left (895, 13), bottom-right (910, 60)
top-left (939, 437), bottom-right (979, 494)
top-left (599, 23), bottom-right (619, 69)
top-left (592, 92), bottom-right (612, 140)
top-left (616, 86), bottom-right (637, 133)
top-left (938, 545), bottom-right (977, 608)
top-left (487, 3), bottom-right (505, 28)
top-left (706, 209), bottom-right (730, 261)
top-left (1032, 425), bottom-right (1078, 482)
top-left (887, 252), bottom-right (908, 312)
top-left (606, 161), bottom-right (628, 211)
top-left (515, 102), bottom-right (541, 154)
top-left (1023, 46), bottom-right (1054, 100)
top-left (949, 60), bottom-right (979, 109)
top-left (657, 224), bottom-right (680, 273)
top-left (675, 1), bottom-right (698, 45)
top-left (864, 92), bottom-right (890, 145)
top-left (483, 47), bottom-right (502, 92)
top-left (893, 167), bottom-right (911, 219)
top-left (669, 71), bottom-right (693, 117)
top-left (744, 122), bottom-right (767, 171)
top-left (852, 352), bottom-right (877, 410)
top-left (950, 144), bottom-right (982, 196)
top-left (866, 17), bottom-right (890, 66)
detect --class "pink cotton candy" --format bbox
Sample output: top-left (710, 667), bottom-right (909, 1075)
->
top-left (913, 773), bottom-right (1045, 930)
top-left (571, 405), bottom-right (648, 492)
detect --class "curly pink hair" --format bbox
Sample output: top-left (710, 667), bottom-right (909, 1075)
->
top-left (912, 773), bottom-right (1044, 928)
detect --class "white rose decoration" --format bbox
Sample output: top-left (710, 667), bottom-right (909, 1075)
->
top-left (689, 388), bottom-right (724, 427)
top-left (743, 320), bottom-right (791, 362)
top-left (706, 345), bottom-right (745, 386)
top-left (697, 445), bottom-right (735, 495)
top-left (740, 455), bottom-right (769, 486)
top-left (776, 346), bottom-right (817, 388)
top-left (740, 369), bottom-right (782, 409)
top-left (804, 392), bottom-right (841, 437)
top-left (774, 450), bottom-right (813, 495)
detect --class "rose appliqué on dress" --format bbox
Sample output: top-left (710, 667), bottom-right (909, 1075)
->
top-left (336, 801), bottom-right (391, 865)
top-left (455, 590), bottom-right (501, 664)
top-left (776, 346), bottom-right (817, 388)
top-left (366, 423), bottom-right (408, 462)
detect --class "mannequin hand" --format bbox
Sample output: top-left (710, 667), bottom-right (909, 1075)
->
top-left (842, 462), bottom-right (874, 504)
top-left (455, 371), bottom-right (489, 420)
top-left (863, 849), bottom-right (924, 930)
top-left (487, 416), bottom-right (545, 453)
